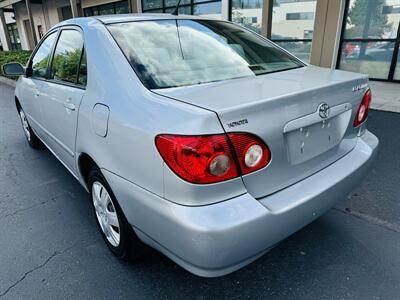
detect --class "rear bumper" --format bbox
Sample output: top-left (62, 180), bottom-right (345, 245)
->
top-left (103, 130), bottom-right (378, 277)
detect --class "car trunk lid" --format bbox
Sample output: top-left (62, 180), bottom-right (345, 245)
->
top-left (154, 66), bottom-right (369, 199)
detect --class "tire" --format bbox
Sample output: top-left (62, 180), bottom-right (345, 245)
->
top-left (88, 167), bottom-right (146, 260)
top-left (17, 105), bottom-right (41, 149)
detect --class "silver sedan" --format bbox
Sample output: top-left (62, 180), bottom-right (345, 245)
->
top-left (2, 14), bottom-right (378, 277)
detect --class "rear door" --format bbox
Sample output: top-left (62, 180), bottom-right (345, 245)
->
top-left (39, 28), bottom-right (86, 173)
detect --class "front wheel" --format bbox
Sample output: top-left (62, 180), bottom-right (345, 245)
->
top-left (17, 106), bottom-right (41, 149)
top-left (88, 167), bottom-right (146, 260)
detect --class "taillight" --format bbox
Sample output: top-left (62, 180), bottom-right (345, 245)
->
top-left (155, 132), bottom-right (271, 184)
top-left (228, 133), bottom-right (271, 175)
top-left (353, 89), bottom-right (371, 127)
top-left (155, 134), bottom-right (239, 184)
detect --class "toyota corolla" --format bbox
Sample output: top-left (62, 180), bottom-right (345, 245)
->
top-left (2, 14), bottom-right (378, 277)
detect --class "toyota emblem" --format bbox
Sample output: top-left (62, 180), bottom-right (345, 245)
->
top-left (318, 103), bottom-right (330, 119)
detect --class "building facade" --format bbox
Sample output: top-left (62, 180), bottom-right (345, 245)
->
top-left (0, 0), bottom-right (399, 83)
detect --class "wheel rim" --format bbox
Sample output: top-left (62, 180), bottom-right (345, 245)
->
top-left (92, 182), bottom-right (121, 247)
top-left (19, 109), bottom-right (31, 141)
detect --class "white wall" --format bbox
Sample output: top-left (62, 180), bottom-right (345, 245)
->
top-left (12, 0), bottom-right (70, 50)
top-left (272, 1), bottom-right (317, 39)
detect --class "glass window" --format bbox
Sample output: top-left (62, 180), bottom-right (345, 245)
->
top-left (231, 0), bottom-right (263, 34)
top-left (273, 41), bottom-right (312, 62)
top-left (83, 1), bottom-right (128, 16)
top-left (108, 20), bottom-right (303, 89)
top-left (286, 12), bottom-right (314, 20)
top-left (115, 1), bottom-right (129, 13)
top-left (164, 6), bottom-right (191, 15)
top-left (338, 0), bottom-right (400, 81)
top-left (344, 0), bottom-right (400, 39)
top-left (271, 0), bottom-right (317, 40)
top-left (78, 49), bottom-right (87, 86)
top-left (165, 0), bottom-right (189, 6)
top-left (50, 30), bottom-right (84, 84)
top-left (193, 2), bottom-right (221, 18)
top-left (99, 3), bottom-right (115, 15)
top-left (270, 0), bottom-right (317, 63)
top-left (144, 8), bottom-right (163, 12)
top-left (31, 32), bottom-right (57, 79)
top-left (339, 41), bottom-right (394, 79)
top-left (7, 23), bottom-right (22, 51)
top-left (142, 0), bottom-right (162, 10)
top-left (142, 0), bottom-right (221, 16)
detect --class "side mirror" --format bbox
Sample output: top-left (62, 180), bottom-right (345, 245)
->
top-left (2, 63), bottom-right (25, 76)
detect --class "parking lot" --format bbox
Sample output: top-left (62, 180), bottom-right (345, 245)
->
top-left (0, 82), bottom-right (399, 299)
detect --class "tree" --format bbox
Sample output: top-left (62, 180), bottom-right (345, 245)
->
top-left (346, 0), bottom-right (391, 38)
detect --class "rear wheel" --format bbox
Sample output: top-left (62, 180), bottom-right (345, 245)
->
top-left (88, 167), bottom-right (145, 260)
top-left (17, 106), bottom-right (41, 149)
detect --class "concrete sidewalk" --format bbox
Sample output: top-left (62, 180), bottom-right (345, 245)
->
top-left (370, 81), bottom-right (400, 113)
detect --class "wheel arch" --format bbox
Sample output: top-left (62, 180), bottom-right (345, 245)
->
top-left (78, 152), bottom-right (100, 188)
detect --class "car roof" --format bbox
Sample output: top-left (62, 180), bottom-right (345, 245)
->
top-left (95, 13), bottom-right (214, 24)
top-left (56, 13), bottom-right (216, 28)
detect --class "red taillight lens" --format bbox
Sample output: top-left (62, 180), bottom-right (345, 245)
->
top-left (228, 133), bottom-right (271, 175)
top-left (155, 134), bottom-right (239, 184)
top-left (155, 133), bottom-right (271, 184)
top-left (353, 89), bottom-right (372, 127)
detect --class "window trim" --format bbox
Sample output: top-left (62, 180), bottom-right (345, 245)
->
top-left (27, 28), bottom-right (60, 81)
top-left (48, 27), bottom-right (86, 89)
top-left (28, 25), bottom-right (87, 89)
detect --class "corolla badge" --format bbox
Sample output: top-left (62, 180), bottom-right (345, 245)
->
top-left (318, 103), bottom-right (330, 119)
top-left (352, 83), bottom-right (368, 92)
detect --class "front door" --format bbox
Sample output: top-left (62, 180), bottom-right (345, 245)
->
top-left (19, 31), bottom-right (57, 136)
top-left (40, 28), bottom-right (86, 173)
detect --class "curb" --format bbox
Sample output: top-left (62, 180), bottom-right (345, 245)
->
top-left (0, 76), bottom-right (16, 87)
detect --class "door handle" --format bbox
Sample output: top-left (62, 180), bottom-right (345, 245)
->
top-left (63, 101), bottom-right (76, 111)
top-left (34, 89), bottom-right (40, 97)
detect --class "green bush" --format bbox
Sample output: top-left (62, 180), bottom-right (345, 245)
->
top-left (0, 50), bottom-right (32, 79)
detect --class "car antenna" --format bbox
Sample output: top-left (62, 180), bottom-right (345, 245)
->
top-left (171, 0), bottom-right (182, 15)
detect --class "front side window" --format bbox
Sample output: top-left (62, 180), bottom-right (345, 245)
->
top-left (108, 20), bottom-right (303, 89)
top-left (31, 32), bottom-right (57, 79)
top-left (50, 30), bottom-right (84, 84)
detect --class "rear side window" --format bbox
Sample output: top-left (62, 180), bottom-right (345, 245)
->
top-left (77, 49), bottom-right (87, 86)
top-left (50, 30), bottom-right (85, 85)
top-left (31, 32), bottom-right (57, 79)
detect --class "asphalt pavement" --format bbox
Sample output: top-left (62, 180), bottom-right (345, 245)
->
top-left (0, 82), bottom-right (399, 300)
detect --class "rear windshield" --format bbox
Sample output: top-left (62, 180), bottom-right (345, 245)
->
top-left (107, 19), bottom-right (304, 89)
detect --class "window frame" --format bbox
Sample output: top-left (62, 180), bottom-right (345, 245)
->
top-left (336, 0), bottom-right (400, 83)
top-left (27, 25), bottom-right (87, 89)
top-left (27, 29), bottom-right (59, 81)
top-left (6, 23), bottom-right (22, 50)
top-left (47, 27), bottom-right (87, 89)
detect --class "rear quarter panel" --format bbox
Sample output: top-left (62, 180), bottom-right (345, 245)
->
top-left (75, 19), bottom-right (246, 205)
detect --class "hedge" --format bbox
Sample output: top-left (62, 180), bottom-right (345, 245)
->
top-left (0, 50), bottom-right (32, 78)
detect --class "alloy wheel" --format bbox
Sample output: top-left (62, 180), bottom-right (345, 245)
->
top-left (92, 181), bottom-right (121, 247)
top-left (19, 109), bottom-right (31, 141)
